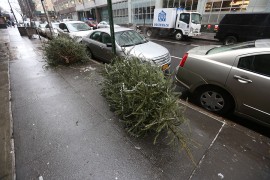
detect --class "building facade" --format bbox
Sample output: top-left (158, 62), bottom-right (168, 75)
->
top-left (52, 0), bottom-right (77, 20)
top-left (198, 0), bottom-right (270, 25)
top-left (52, 0), bottom-right (270, 25)
top-left (17, 0), bottom-right (56, 21)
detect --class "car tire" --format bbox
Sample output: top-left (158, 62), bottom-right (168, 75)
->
top-left (175, 31), bottom-right (183, 41)
top-left (87, 47), bottom-right (94, 59)
top-left (146, 29), bottom-right (153, 37)
top-left (224, 36), bottom-right (237, 45)
top-left (195, 87), bottom-right (233, 115)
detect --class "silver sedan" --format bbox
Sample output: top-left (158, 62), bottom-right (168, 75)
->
top-left (175, 39), bottom-right (270, 125)
top-left (82, 27), bottom-right (171, 71)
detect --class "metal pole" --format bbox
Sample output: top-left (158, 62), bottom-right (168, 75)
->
top-left (8, 0), bottom-right (18, 24)
top-left (107, 0), bottom-right (116, 55)
top-left (143, 8), bottom-right (146, 35)
top-left (41, 0), bottom-right (53, 38)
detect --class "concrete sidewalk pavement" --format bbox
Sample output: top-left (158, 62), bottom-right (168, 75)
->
top-left (1, 27), bottom-right (270, 180)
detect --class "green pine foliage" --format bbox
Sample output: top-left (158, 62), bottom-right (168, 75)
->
top-left (42, 36), bottom-right (89, 66)
top-left (102, 57), bottom-right (191, 157)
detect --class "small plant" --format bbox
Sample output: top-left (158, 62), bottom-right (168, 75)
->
top-left (42, 36), bottom-right (89, 66)
top-left (101, 57), bottom-right (192, 159)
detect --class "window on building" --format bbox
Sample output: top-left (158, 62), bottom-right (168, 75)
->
top-left (205, 2), bottom-right (212, 12)
top-left (205, 0), bottom-right (250, 13)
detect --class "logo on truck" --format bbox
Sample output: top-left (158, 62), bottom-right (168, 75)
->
top-left (158, 10), bottom-right (166, 22)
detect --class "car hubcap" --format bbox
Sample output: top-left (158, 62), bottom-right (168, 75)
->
top-left (226, 38), bottom-right (235, 45)
top-left (146, 30), bottom-right (152, 37)
top-left (200, 91), bottom-right (224, 112)
top-left (176, 33), bottom-right (182, 40)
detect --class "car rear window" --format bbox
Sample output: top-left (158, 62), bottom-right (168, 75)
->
top-left (206, 41), bottom-right (255, 55)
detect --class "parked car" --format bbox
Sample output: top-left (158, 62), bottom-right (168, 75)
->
top-left (175, 39), bottom-right (270, 126)
top-left (58, 21), bottom-right (93, 41)
top-left (44, 22), bottom-right (60, 39)
top-left (97, 21), bottom-right (120, 28)
top-left (215, 13), bottom-right (270, 45)
top-left (82, 27), bottom-right (171, 72)
top-left (37, 23), bottom-right (47, 36)
top-left (85, 20), bottom-right (97, 29)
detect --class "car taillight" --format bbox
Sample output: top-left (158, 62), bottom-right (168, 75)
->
top-left (179, 53), bottom-right (188, 67)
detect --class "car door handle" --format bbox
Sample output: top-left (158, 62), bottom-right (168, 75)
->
top-left (233, 75), bottom-right (252, 83)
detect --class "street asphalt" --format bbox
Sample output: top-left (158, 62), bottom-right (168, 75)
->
top-left (0, 27), bottom-right (269, 180)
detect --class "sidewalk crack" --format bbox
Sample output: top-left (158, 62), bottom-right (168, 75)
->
top-left (188, 123), bottom-right (225, 180)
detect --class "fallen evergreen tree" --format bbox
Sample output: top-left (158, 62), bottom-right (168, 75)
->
top-left (42, 36), bottom-right (89, 66)
top-left (101, 57), bottom-right (193, 161)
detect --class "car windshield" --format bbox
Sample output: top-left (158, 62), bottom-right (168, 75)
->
top-left (206, 41), bottom-right (255, 55)
top-left (191, 13), bottom-right (201, 24)
top-left (115, 30), bottom-right (148, 47)
top-left (66, 23), bottom-right (91, 32)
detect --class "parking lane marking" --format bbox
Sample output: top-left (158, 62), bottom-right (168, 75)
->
top-left (150, 38), bottom-right (199, 47)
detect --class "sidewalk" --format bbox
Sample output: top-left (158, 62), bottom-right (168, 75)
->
top-left (1, 27), bottom-right (270, 180)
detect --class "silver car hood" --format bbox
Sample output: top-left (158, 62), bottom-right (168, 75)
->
top-left (188, 45), bottom-right (220, 55)
top-left (123, 41), bottom-right (169, 60)
top-left (70, 30), bottom-right (93, 37)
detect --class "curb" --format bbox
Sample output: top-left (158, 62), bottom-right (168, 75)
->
top-left (8, 42), bottom-right (16, 180)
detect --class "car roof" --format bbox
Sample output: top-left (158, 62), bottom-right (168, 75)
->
top-left (255, 39), bottom-right (270, 48)
top-left (92, 27), bottom-right (134, 34)
top-left (61, 21), bottom-right (85, 24)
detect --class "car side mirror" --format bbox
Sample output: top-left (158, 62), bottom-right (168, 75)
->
top-left (106, 43), bottom-right (112, 47)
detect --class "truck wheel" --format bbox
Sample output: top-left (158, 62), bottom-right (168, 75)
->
top-left (175, 31), bottom-right (183, 41)
top-left (224, 36), bottom-right (237, 45)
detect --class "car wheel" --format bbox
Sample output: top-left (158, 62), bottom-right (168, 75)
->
top-left (175, 31), bottom-right (183, 41)
top-left (195, 87), bottom-right (233, 115)
top-left (87, 47), bottom-right (94, 59)
top-left (224, 36), bottom-right (237, 45)
top-left (146, 29), bottom-right (152, 37)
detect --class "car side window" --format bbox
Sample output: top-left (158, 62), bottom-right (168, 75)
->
top-left (101, 33), bottom-right (111, 44)
top-left (238, 54), bottom-right (270, 77)
top-left (90, 31), bottom-right (101, 42)
top-left (59, 23), bottom-right (67, 30)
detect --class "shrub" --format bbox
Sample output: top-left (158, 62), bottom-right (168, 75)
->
top-left (101, 57), bottom-right (192, 158)
top-left (42, 36), bottom-right (89, 66)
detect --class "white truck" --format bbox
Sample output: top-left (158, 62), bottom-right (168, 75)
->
top-left (138, 8), bottom-right (202, 41)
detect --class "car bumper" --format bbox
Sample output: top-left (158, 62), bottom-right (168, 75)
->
top-left (188, 32), bottom-right (201, 37)
top-left (175, 74), bottom-right (189, 89)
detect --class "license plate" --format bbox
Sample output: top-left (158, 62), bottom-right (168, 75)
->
top-left (162, 64), bottom-right (169, 71)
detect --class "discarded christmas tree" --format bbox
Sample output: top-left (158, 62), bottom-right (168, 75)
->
top-left (42, 36), bottom-right (89, 66)
top-left (101, 57), bottom-right (192, 159)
